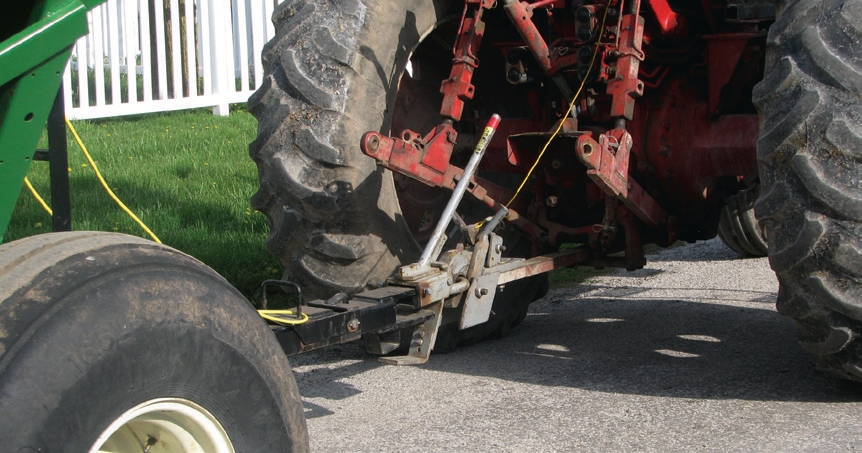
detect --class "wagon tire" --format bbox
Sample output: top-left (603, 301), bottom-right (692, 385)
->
top-left (753, 0), bottom-right (862, 380)
top-left (0, 232), bottom-right (308, 451)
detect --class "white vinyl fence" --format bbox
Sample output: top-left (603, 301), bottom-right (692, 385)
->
top-left (64, 0), bottom-right (282, 120)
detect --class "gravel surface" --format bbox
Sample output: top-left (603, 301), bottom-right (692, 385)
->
top-left (290, 239), bottom-right (862, 452)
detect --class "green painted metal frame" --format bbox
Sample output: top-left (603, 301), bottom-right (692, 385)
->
top-left (0, 0), bottom-right (105, 242)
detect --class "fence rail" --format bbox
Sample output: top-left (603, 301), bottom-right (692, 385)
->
top-left (64, 0), bottom-right (281, 120)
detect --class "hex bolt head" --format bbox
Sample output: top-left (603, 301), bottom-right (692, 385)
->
top-left (475, 287), bottom-right (489, 297)
top-left (347, 319), bottom-right (360, 333)
top-left (422, 287), bottom-right (432, 296)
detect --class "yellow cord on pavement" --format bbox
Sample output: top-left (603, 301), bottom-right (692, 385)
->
top-left (258, 309), bottom-right (310, 325)
top-left (24, 176), bottom-right (53, 216)
top-left (64, 118), bottom-right (162, 243)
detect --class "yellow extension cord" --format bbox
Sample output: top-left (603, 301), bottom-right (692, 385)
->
top-left (25, 119), bottom-right (309, 324)
top-left (258, 310), bottom-right (310, 325)
top-left (504, 5), bottom-right (611, 209)
top-left (24, 118), bottom-right (161, 244)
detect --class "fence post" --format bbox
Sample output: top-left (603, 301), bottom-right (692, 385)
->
top-left (209, 0), bottom-right (234, 116)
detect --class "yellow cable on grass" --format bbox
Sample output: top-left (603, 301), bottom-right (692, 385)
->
top-left (24, 176), bottom-right (53, 216)
top-left (65, 118), bottom-right (162, 243)
top-left (258, 310), bottom-right (310, 325)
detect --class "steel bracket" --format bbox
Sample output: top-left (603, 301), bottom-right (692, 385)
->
top-left (576, 131), bottom-right (665, 229)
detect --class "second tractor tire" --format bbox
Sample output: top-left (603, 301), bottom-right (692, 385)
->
top-left (753, 0), bottom-right (862, 380)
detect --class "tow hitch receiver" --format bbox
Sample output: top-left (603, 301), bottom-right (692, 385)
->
top-left (272, 286), bottom-right (419, 356)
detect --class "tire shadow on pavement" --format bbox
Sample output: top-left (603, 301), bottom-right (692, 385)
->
top-left (422, 294), bottom-right (862, 403)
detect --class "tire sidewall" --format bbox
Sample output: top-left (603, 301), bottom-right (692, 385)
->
top-left (0, 241), bottom-right (307, 452)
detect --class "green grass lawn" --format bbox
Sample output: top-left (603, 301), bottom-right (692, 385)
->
top-left (7, 107), bottom-right (281, 300)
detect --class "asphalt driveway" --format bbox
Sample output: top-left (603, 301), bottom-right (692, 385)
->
top-left (290, 239), bottom-right (862, 452)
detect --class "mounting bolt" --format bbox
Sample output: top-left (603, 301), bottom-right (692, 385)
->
top-left (417, 339), bottom-right (424, 346)
top-left (475, 287), bottom-right (489, 297)
top-left (422, 288), bottom-right (432, 296)
top-left (446, 279), bottom-right (453, 286)
top-left (551, 159), bottom-right (562, 169)
top-left (419, 331), bottom-right (426, 338)
top-left (494, 244), bottom-right (503, 254)
top-left (347, 319), bottom-right (360, 333)
top-left (546, 196), bottom-right (559, 207)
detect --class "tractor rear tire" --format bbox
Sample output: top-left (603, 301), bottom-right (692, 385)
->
top-left (250, 0), bottom-right (543, 349)
top-left (717, 184), bottom-right (768, 257)
top-left (753, 0), bottom-right (862, 380)
top-left (0, 232), bottom-right (308, 451)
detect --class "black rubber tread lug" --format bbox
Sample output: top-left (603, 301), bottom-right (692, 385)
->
top-left (826, 118), bottom-right (862, 160)
top-left (753, 179), bottom-right (790, 221)
top-left (717, 212), bottom-right (748, 256)
top-left (807, 273), bottom-right (862, 320)
top-left (800, 324), bottom-right (854, 356)
top-left (296, 128), bottom-right (346, 167)
top-left (717, 186), bottom-right (768, 257)
top-left (792, 153), bottom-right (862, 221)
top-left (767, 213), bottom-right (824, 273)
top-left (279, 49), bottom-right (336, 110)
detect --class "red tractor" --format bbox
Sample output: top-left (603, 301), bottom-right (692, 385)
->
top-left (250, 0), bottom-right (862, 378)
top-left (1, 0), bottom-right (859, 449)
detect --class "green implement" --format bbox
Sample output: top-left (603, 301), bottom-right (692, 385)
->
top-left (0, 0), bottom-right (105, 242)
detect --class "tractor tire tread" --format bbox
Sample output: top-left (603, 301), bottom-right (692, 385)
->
top-left (754, 0), bottom-right (862, 380)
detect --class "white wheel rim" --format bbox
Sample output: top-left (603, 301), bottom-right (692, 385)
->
top-left (89, 398), bottom-right (235, 453)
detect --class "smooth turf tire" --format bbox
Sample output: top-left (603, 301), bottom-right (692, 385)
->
top-left (249, 0), bottom-right (545, 350)
top-left (0, 232), bottom-right (308, 451)
top-left (753, 0), bottom-right (862, 380)
top-left (717, 184), bottom-right (768, 257)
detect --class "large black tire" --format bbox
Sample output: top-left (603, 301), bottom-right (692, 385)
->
top-left (250, 0), bottom-right (545, 349)
top-left (249, 0), bottom-right (438, 299)
top-left (0, 232), bottom-right (308, 451)
top-left (753, 0), bottom-right (862, 380)
top-left (718, 184), bottom-right (769, 257)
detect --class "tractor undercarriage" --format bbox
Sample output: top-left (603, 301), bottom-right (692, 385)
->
top-left (271, 0), bottom-right (771, 363)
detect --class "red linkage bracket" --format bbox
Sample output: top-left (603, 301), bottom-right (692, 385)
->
top-left (576, 129), bottom-right (665, 229)
top-left (607, 13), bottom-right (645, 120)
top-left (440, 1), bottom-right (492, 121)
